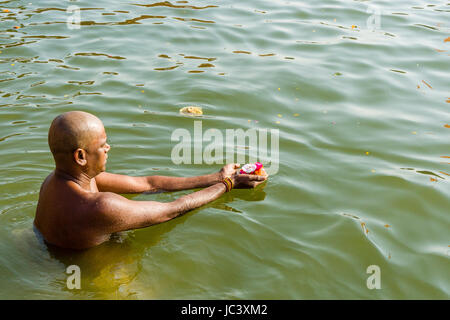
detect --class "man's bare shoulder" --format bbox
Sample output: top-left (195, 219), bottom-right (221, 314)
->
top-left (90, 190), bottom-right (129, 215)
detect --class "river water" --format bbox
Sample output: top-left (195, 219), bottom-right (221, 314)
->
top-left (0, 0), bottom-right (449, 299)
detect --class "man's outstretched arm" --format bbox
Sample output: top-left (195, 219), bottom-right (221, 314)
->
top-left (93, 173), bottom-right (267, 234)
top-left (95, 164), bottom-right (239, 194)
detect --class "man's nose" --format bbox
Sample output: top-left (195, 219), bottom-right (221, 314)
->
top-left (105, 143), bottom-right (111, 152)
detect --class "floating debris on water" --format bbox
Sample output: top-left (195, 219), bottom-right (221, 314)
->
top-left (179, 106), bottom-right (203, 116)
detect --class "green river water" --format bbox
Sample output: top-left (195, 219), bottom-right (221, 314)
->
top-left (0, 0), bottom-right (449, 299)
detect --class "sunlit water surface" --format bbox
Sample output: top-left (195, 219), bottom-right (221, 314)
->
top-left (0, 0), bottom-right (449, 299)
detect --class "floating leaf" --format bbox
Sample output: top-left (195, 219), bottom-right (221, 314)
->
top-left (293, 113), bottom-right (299, 117)
top-left (351, 25), bottom-right (357, 29)
top-left (384, 224), bottom-right (390, 228)
top-left (365, 151), bottom-right (370, 155)
top-left (445, 37), bottom-right (450, 42)
top-left (430, 177), bottom-right (437, 182)
top-left (444, 124), bottom-right (450, 128)
top-left (3, 9), bottom-right (10, 13)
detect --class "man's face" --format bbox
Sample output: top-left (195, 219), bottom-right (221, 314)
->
top-left (86, 126), bottom-right (110, 175)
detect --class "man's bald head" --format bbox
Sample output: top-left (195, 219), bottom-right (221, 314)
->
top-left (48, 111), bottom-right (105, 157)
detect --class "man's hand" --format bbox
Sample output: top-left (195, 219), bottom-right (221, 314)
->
top-left (232, 171), bottom-right (268, 188)
top-left (219, 163), bottom-right (241, 180)
top-left (219, 163), bottom-right (268, 189)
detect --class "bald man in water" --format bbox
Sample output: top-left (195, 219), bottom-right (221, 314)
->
top-left (34, 111), bottom-right (268, 250)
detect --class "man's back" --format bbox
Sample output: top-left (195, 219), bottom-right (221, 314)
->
top-left (34, 172), bottom-right (109, 249)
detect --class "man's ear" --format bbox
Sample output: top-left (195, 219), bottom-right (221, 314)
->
top-left (74, 148), bottom-right (87, 166)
